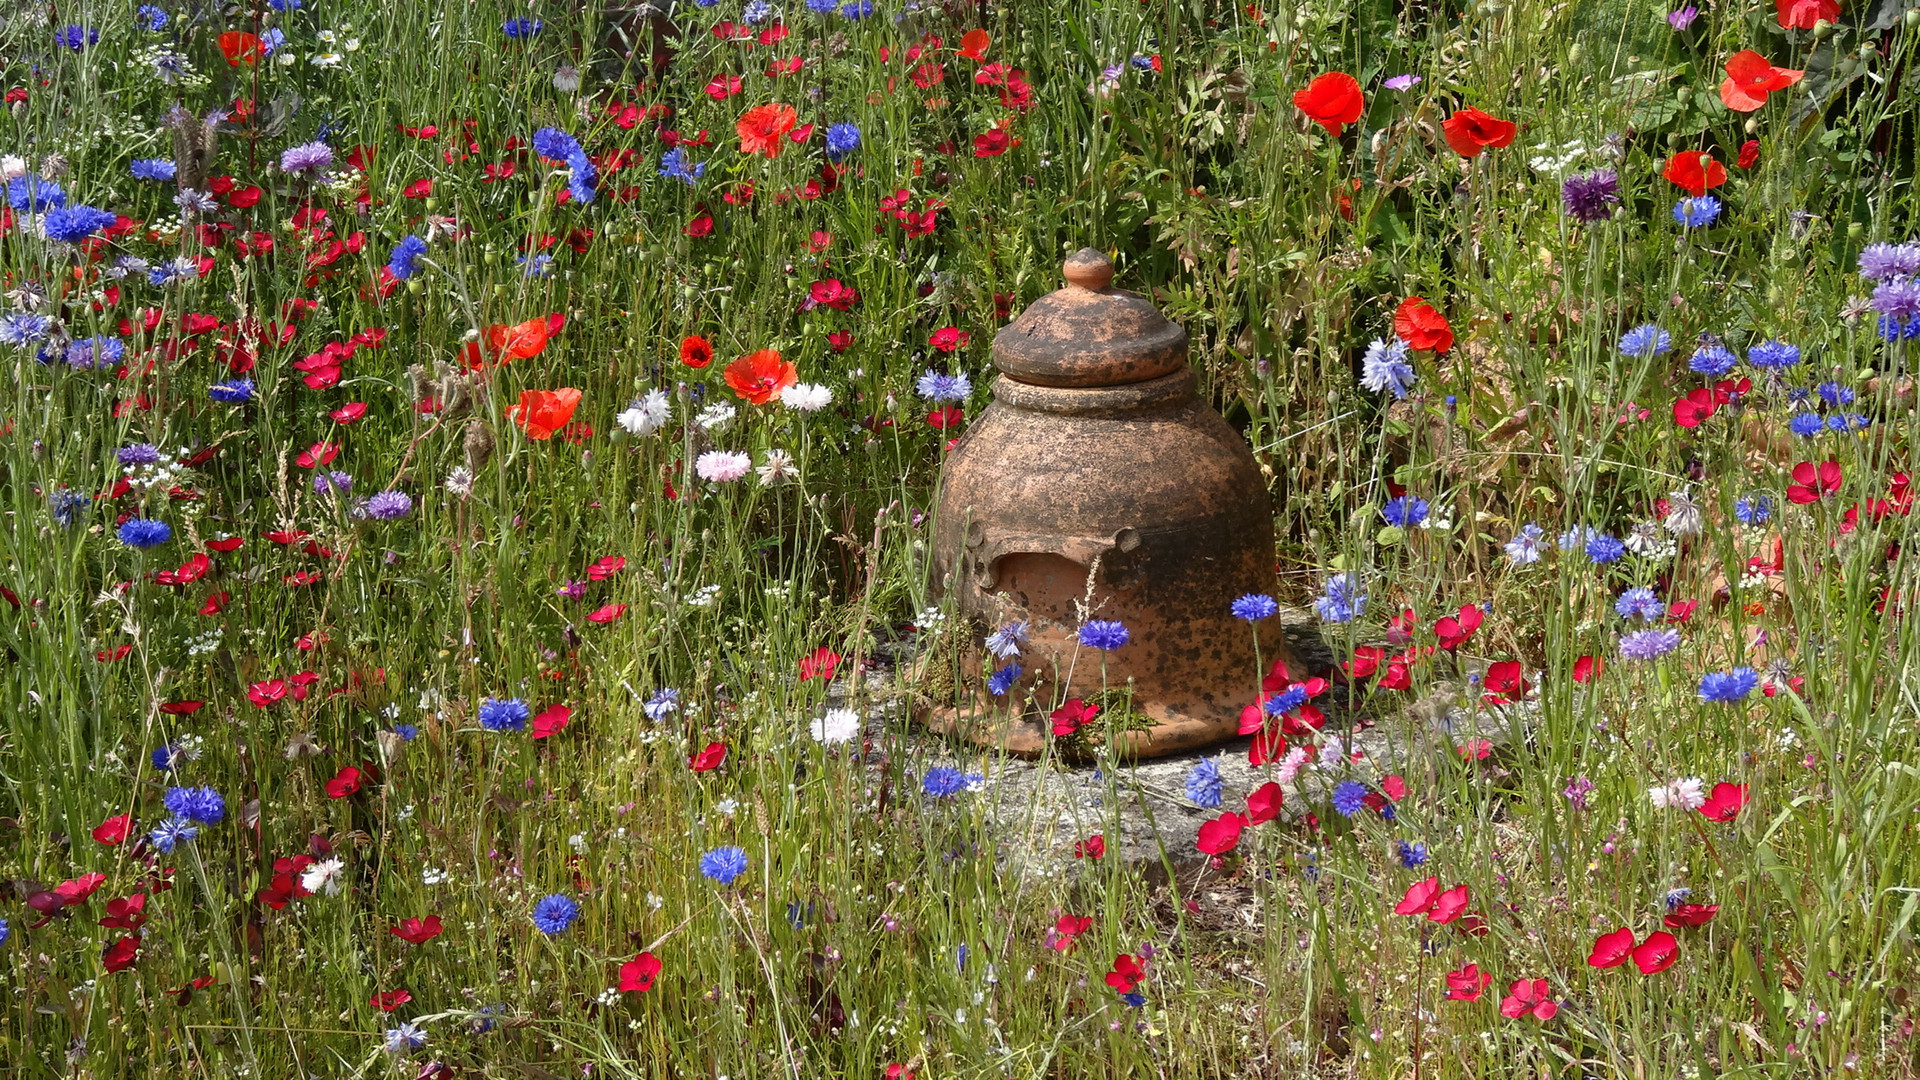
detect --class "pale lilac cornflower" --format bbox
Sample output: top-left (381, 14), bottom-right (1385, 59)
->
top-left (1383, 74), bottom-right (1421, 91)
top-left (1618, 628), bottom-right (1680, 661)
top-left (280, 141), bottom-right (333, 174)
top-left (1360, 338), bottom-right (1416, 399)
top-left (1857, 241), bottom-right (1920, 283)
top-left (1504, 523), bottom-right (1546, 565)
top-left (695, 450), bottom-right (751, 482)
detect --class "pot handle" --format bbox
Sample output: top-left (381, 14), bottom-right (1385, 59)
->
top-left (963, 526), bottom-right (1141, 591)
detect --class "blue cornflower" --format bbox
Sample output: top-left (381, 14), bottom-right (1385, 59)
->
top-left (915, 370), bottom-right (972, 402)
top-left (841, 0), bottom-right (874, 17)
top-left (1748, 340), bottom-right (1801, 370)
top-left (921, 766), bottom-right (979, 798)
top-left (1663, 887), bottom-right (1692, 910)
top-left (1231, 594), bottom-right (1278, 621)
top-left (1184, 758), bottom-right (1223, 808)
top-left (983, 620), bottom-right (1029, 659)
top-left (530, 893), bottom-right (579, 934)
top-left (1614, 586), bottom-right (1663, 622)
top-left (383, 1023), bottom-right (428, 1055)
top-left (1265, 685), bottom-right (1308, 716)
top-left (1833, 413), bottom-right (1870, 431)
top-left (1584, 533), bottom-right (1626, 564)
top-left (0, 312), bottom-right (52, 346)
top-left (1790, 413), bottom-right (1825, 437)
top-left (520, 253), bottom-right (552, 278)
top-left (700, 845), bottom-right (750, 884)
top-left (149, 256), bottom-right (200, 287)
top-left (49, 490), bottom-right (90, 527)
top-left (1314, 573), bottom-right (1366, 623)
top-left (136, 5), bottom-right (168, 30)
top-left (151, 745), bottom-right (180, 771)
top-left (1381, 495), bottom-right (1429, 528)
top-left (659, 147), bottom-right (705, 185)
top-left (392, 723), bottom-right (420, 741)
top-left (1673, 196), bottom-right (1720, 228)
top-left (387, 235), bottom-right (427, 281)
top-left (259, 27), bottom-right (286, 56)
top-left (477, 697), bottom-right (530, 732)
top-left (986, 663), bottom-right (1022, 696)
top-left (0, 919), bottom-right (8, 945)
top-left (1396, 841), bottom-right (1429, 869)
top-left (1330, 780), bottom-right (1369, 818)
top-left (117, 518), bottom-right (171, 548)
top-left (43, 205), bottom-right (117, 243)
top-left (1619, 628), bottom-right (1680, 661)
top-left (1689, 345), bottom-right (1737, 376)
top-left (825, 123), bottom-right (862, 161)
top-left (1504, 523), bottom-right (1546, 565)
top-left (131, 158), bottom-right (176, 181)
top-left (1618, 324), bottom-right (1672, 359)
top-left (532, 127), bottom-right (583, 162)
top-left (209, 378), bottom-right (255, 403)
top-left (1877, 315), bottom-right (1920, 342)
top-left (564, 151), bottom-right (596, 204)
top-left (1698, 667), bottom-right (1758, 703)
top-left (1360, 337), bottom-right (1416, 399)
top-left (1077, 620), bottom-right (1129, 650)
top-left (163, 785), bottom-right (225, 824)
top-left (66, 336), bottom-right (126, 369)
top-left (6, 176), bottom-right (65, 212)
top-left (643, 688), bottom-right (680, 721)
top-left (743, 0), bottom-right (773, 23)
top-left (503, 17), bottom-right (544, 38)
top-left (806, 0), bottom-right (838, 9)
top-left (148, 817), bottom-right (198, 853)
top-left (1817, 382), bottom-right (1855, 406)
top-left (1734, 495), bottom-right (1773, 525)
top-left (56, 25), bottom-right (99, 49)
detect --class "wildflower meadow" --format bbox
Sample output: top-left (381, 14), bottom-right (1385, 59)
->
top-left (5, 0), bottom-right (1920, 1075)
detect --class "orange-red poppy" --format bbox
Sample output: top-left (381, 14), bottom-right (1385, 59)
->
top-left (1393, 296), bottom-right (1454, 354)
top-left (1293, 72), bottom-right (1365, 137)
top-left (723, 349), bottom-right (798, 405)
top-left (218, 31), bottom-right (263, 67)
top-left (1662, 151), bottom-right (1727, 197)
top-left (1440, 107), bottom-right (1516, 157)
top-left (737, 103), bottom-right (799, 158)
top-left (509, 387), bottom-right (582, 440)
top-left (1776, 0), bottom-right (1840, 29)
top-left (485, 317), bottom-right (551, 362)
top-left (680, 334), bottom-right (714, 368)
top-left (1718, 50), bottom-right (1803, 113)
top-left (958, 29), bottom-right (991, 61)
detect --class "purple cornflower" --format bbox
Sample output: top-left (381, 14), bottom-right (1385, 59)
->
top-left (313, 470), bottom-right (353, 495)
top-left (1873, 279), bottom-right (1920, 320)
top-left (1078, 620), bottom-right (1130, 650)
top-left (279, 141), bottom-right (334, 174)
top-left (1614, 586), bottom-right (1663, 622)
top-left (1857, 241), bottom-right (1920, 283)
top-left (1618, 628), bottom-right (1680, 661)
top-left (1561, 169), bottom-right (1620, 223)
top-left (118, 443), bottom-right (162, 466)
top-left (364, 491), bottom-right (413, 520)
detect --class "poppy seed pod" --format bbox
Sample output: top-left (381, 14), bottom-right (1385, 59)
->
top-left (463, 419), bottom-right (494, 471)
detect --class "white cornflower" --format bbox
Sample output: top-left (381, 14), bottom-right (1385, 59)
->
top-left (756, 449), bottom-right (799, 486)
top-left (695, 402), bottom-right (735, 430)
top-left (811, 708), bottom-right (862, 745)
top-left (444, 467), bottom-right (474, 497)
top-left (1649, 778), bottom-right (1706, 811)
top-left (783, 382), bottom-right (833, 412)
top-left (616, 389), bottom-right (671, 436)
top-left (300, 857), bottom-right (346, 896)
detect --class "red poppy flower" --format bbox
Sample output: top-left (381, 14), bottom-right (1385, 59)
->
top-left (737, 103), bottom-right (799, 158)
top-left (704, 74), bottom-right (744, 101)
top-left (324, 766), bottom-right (362, 799)
top-left (723, 349), bottom-right (798, 405)
top-left (200, 591), bottom-right (230, 615)
top-left (1049, 914), bottom-right (1093, 953)
top-left (1293, 72), bottom-right (1365, 136)
top-left (810, 279), bottom-right (860, 310)
top-left (1245, 781), bottom-right (1284, 824)
top-left (1195, 811), bottom-right (1248, 855)
top-left (1394, 876), bottom-right (1440, 916)
top-left (1587, 926), bottom-right (1636, 968)
top-left (1050, 698), bottom-right (1099, 736)
top-left (217, 31), bottom-right (263, 66)
top-left (689, 741), bottom-right (727, 772)
top-left (510, 388), bottom-right (583, 440)
top-left (620, 951), bottom-right (662, 992)
top-left (1441, 107), bottom-right (1517, 157)
top-left (1720, 51), bottom-right (1803, 113)
top-left (390, 915), bottom-right (444, 944)
top-left (296, 441), bottom-right (340, 468)
top-left (484, 317), bottom-right (551, 363)
top-left (248, 679), bottom-right (289, 708)
top-left (1393, 296), bottom-right (1453, 353)
top-left (799, 646), bottom-right (841, 682)
top-left (1776, 0), bottom-right (1841, 29)
top-left (1247, 726), bottom-right (1289, 766)
top-left (1664, 903), bottom-right (1720, 929)
top-left (531, 704), bottom-right (571, 739)
top-left (103, 936), bottom-right (141, 973)
top-left (1737, 139), bottom-right (1761, 169)
top-left (1435, 604), bottom-right (1483, 650)
top-left (1663, 151), bottom-right (1728, 197)
top-left (677, 335), bottom-right (715, 369)
top-left (207, 536), bottom-right (245, 552)
top-left (1483, 660), bottom-right (1529, 700)
top-left (588, 555), bottom-right (626, 580)
top-left (1445, 964), bottom-right (1493, 1002)
top-left (1573, 654), bottom-right (1604, 683)
top-left (371, 990), bottom-right (412, 1012)
top-left (1787, 460), bottom-right (1843, 504)
top-left (958, 28), bottom-right (990, 60)
top-left (1673, 387), bottom-right (1717, 428)
top-left (93, 814), bottom-right (133, 845)
top-left (1697, 781), bottom-right (1748, 822)
top-left (1104, 953), bottom-right (1146, 994)
top-left (1428, 884), bottom-right (1470, 924)
top-left (1074, 834), bottom-right (1105, 859)
top-left (973, 128), bottom-right (1012, 157)
top-left (56, 873), bottom-right (106, 905)
top-left (586, 603), bottom-right (627, 624)
top-left (1499, 978), bottom-right (1557, 1020)
top-left (100, 893), bottom-right (148, 930)
top-left (929, 327), bottom-right (971, 352)
top-left (1631, 930), bottom-right (1680, 974)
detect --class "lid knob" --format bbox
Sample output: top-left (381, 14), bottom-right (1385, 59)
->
top-left (1062, 248), bottom-right (1115, 292)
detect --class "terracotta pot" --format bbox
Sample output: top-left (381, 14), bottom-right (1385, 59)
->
top-left (922, 249), bottom-right (1290, 757)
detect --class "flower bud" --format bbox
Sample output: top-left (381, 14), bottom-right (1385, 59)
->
top-left (1812, 18), bottom-right (1834, 37)
top-left (1744, 118), bottom-right (1760, 135)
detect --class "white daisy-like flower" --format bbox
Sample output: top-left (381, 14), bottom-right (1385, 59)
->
top-left (784, 382), bottom-right (833, 412)
top-left (616, 389), bottom-right (671, 436)
top-left (300, 856), bottom-right (346, 896)
top-left (811, 708), bottom-right (862, 745)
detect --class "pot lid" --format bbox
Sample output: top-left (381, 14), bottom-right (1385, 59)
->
top-left (991, 248), bottom-right (1189, 388)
